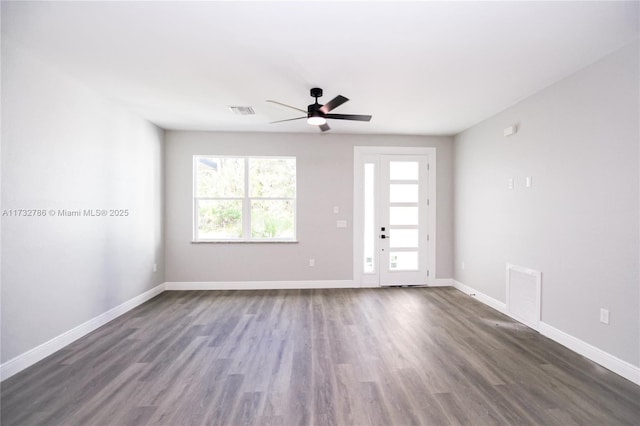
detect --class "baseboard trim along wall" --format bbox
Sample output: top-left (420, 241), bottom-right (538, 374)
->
top-left (0, 283), bottom-right (166, 382)
top-left (432, 278), bottom-right (453, 287)
top-left (452, 279), bottom-right (640, 386)
top-left (452, 279), bottom-right (507, 314)
top-left (165, 280), bottom-right (358, 291)
top-left (537, 322), bottom-right (640, 386)
top-left (165, 279), bottom-right (453, 291)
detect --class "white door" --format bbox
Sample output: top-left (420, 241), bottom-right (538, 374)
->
top-left (354, 147), bottom-right (436, 287)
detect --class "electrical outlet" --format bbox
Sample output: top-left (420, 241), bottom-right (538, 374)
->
top-left (309, 259), bottom-right (315, 267)
top-left (599, 308), bottom-right (610, 324)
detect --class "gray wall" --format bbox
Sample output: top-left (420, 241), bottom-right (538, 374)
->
top-left (453, 40), bottom-right (639, 366)
top-left (1, 41), bottom-right (166, 363)
top-left (165, 131), bottom-right (453, 282)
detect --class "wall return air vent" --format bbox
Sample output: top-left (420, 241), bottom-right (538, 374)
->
top-left (228, 106), bottom-right (255, 115)
top-left (506, 263), bottom-right (541, 330)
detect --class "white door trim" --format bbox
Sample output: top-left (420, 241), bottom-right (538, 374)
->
top-left (353, 146), bottom-right (437, 286)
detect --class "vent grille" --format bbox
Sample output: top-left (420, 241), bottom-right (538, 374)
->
top-left (506, 263), bottom-right (541, 330)
top-left (228, 106), bottom-right (255, 115)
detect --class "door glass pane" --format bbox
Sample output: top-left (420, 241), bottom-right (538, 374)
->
top-left (389, 252), bottom-right (419, 271)
top-left (389, 184), bottom-right (418, 203)
top-left (389, 206), bottom-right (418, 225)
top-left (389, 229), bottom-right (419, 248)
top-left (364, 163), bottom-right (375, 273)
top-left (389, 161), bottom-right (418, 181)
top-left (197, 200), bottom-right (242, 239)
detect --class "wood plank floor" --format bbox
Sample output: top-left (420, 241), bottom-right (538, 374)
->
top-left (1, 287), bottom-right (639, 425)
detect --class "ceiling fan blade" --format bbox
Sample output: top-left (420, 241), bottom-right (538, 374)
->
top-left (269, 116), bottom-right (306, 124)
top-left (325, 113), bottom-right (372, 122)
top-left (266, 100), bottom-right (307, 114)
top-left (319, 123), bottom-right (331, 132)
top-left (319, 95), bottom-right (349, 114)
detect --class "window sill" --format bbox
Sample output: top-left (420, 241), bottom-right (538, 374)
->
top-left (192, 240), bottom-right (299, 244)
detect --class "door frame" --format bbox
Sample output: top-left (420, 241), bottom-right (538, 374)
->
top-left (353, 146), bottom-right (437, 287)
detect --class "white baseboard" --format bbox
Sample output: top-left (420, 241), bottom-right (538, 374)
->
top-left (165, 280), bottom-right (357, 291)
top-left (452, 279), bottom-right (640, 386)
top-left (0, 283), bottom-right (166, 382)
top-left (431, 278), bottom-right (453, 287)
top-left (452, 279), bottom-right (506, 314)
top-left (166, 279), bottom-right (453, 290)
top-left (538, 322), bottom-right (640, 386)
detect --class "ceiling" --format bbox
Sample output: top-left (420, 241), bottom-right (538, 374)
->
top-left (3, 1), bottom-right (638, 135)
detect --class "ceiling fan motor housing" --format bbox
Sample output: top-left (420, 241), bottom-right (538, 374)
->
top-left (308, 88), bottom-right (324, 117)
top-left (307, 103), bottom-right (323, 117)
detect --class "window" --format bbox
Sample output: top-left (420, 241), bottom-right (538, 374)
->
top-left (194, 156), bottom-right (296, 241)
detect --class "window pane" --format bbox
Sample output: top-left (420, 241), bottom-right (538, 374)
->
top-left (249, 158), bottom-right (296, 198)
top-left (198, 200), bottom-right (242, 239)
top-left (251, 200), bottom-right (294, 238)
top-left (389, 161), bottom-right (418, 181)
top-left (390, 184), bottom-right (418, 203)
top-left (390, 206), bottom-right (418, 225)
top-left (196, 157), bottom-right (244, 197)
top-left (389, 252), bottom-right (418, 271)
top-left (389, 229), bottom-right (419, 248)
top-left (364, 163), bottom-right (375, 273)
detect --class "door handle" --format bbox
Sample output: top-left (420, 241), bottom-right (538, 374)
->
top-left (380, 226), bottom-right (387, 238)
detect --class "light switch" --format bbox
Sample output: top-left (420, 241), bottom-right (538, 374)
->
top-left (525, 176), bottom-right (532, 188)
top-left (507, 178), bottom-right (514, 190)
top-left (333, 206), bottom-right (339, 214)
top-left (336, 220), bottom-right (347, 228)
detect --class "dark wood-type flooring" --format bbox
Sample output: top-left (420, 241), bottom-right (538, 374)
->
top-left (2, 287), bottom-right (639, 425)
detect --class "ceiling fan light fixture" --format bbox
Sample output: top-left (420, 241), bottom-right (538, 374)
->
top-left (307, 115), bottom-right (327, 125)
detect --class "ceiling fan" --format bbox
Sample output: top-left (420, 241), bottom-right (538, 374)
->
top-left (267, 88), bottom-right (372, 132)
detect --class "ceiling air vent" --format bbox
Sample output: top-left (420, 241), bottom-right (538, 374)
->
top-left (228, 106), bottom-right (255, 115)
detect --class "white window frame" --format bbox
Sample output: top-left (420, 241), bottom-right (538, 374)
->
top-left (193, 155), bottom-right (297, 243)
